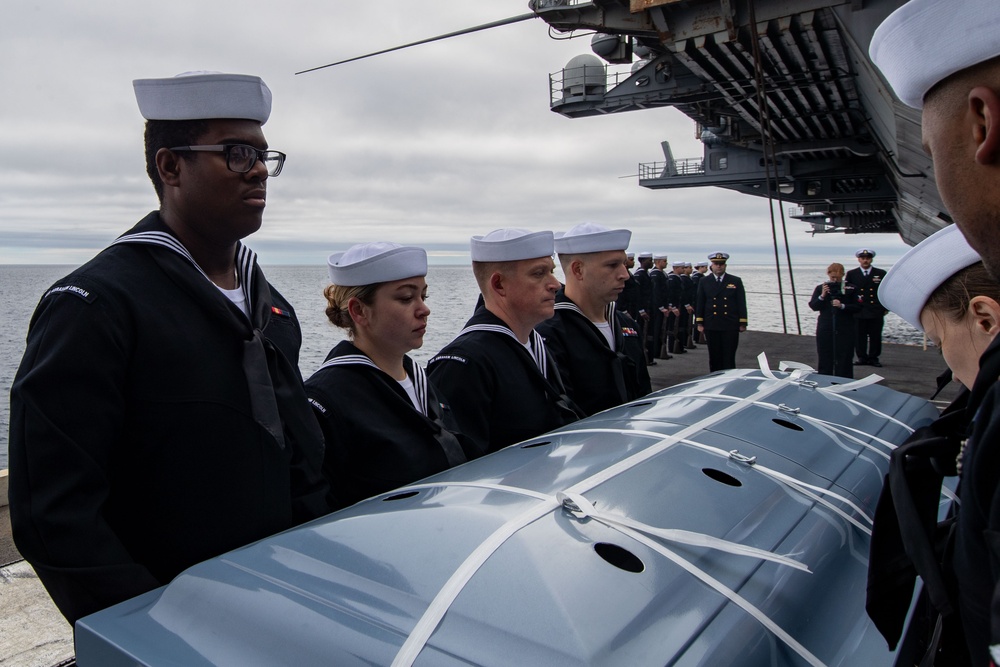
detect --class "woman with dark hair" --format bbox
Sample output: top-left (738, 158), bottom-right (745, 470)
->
top-left (305, 243), bottom-right (468, 511)
top-left (808, 262), bottom-right (861, 378)
top-left (867, 225), bottom-right (1000, 664)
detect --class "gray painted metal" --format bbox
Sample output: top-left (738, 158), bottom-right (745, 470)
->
top-left (75, 367), bottom-right (937, 666)
top-left (535, 0), bottom-right (944, 243)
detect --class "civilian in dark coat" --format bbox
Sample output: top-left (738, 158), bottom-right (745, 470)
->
top-left (808, 262), bottom-right (861, 378)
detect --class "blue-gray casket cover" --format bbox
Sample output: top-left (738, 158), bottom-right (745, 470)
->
top-left (75, 365), bottom-right (938, 666)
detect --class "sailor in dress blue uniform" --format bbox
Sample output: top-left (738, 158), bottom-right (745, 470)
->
top-left (536, 223), bottom-right (651, 416)
top-left (632, 252), bottom-right (654, 363)
top-left (695, 252), bottom-right (748, 371)
top-left (616, 251), bottom-right (640, 319)
top-left (8, 71), bottom-right (327, 624)
top-left (305, 243), bottom-right (469, 510)
top-left (428, 229), bottom-right (583, 457)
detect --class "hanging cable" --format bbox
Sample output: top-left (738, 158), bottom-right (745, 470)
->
top-left (746, 0), bottom-right (803, 335)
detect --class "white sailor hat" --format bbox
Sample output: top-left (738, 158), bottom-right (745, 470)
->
top-left (878, 225), bottom-right (980, 331)
top-left (653, 253), bottom-right (668, 261)
top-left (637, 252), bottom-right (653, 260)
top-left (554, 222), bottom-right (631, 255)
top-left (470, 228), bottom-right (554, 262)
top-left (327, 242), bottom-right (428, 287)
top-left (695, 261), bottom-right (709, 268)
top-left (683, 262), bottom-right (692, 268)
top-left (133, 71), bottom-right (272, 123)
top-left (672, 260), bottom-right (685, 268)
top-left (626, 252), bottom-right (635, 260)
top-left (870, 0), bottom-right (1000, 109)
top-left (708, 252), bottom-right (729, 263)
top-left (855, 248), bottom-right (876, 258)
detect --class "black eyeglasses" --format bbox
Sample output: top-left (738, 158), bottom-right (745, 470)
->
top-left (169, 144), bottom-right (286, 176)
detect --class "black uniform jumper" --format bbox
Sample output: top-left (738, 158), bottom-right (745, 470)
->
top-left (305, 341), bottom-right (468, 510)
top-left (427, 308), bottom-right (583, 458)
top-left (8, 212), bottom-right (328, 623)
top-left (535, 291), bottom-right (651, 416)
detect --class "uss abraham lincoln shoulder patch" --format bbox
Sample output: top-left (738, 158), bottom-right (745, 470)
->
top-left (43, 284), bottom-right (97, 304)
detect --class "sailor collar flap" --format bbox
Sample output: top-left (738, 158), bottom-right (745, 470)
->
top-left (111, 212), bottom-right (269, 331)
top-left (318, 343), bottom-right (432, 417)
top-left (552, 297), bottom-right (622, 349)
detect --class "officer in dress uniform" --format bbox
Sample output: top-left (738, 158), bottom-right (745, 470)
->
top-left (632, 252), bottom-right (655, 363)
top-left (305, 243), bottom-right (469, 510)
top-left (695, 252), bottom-right (748, 371)
top-left (845, 248), bottom-right (888, 367)
top-left (427, 229), bottom-right (583, 457)
top-left (8, 71), bottom-right (328, 624)
top-left (616, 251), bottom-right (640, 319)
top-left (536, 223), bottom-right (651, 416)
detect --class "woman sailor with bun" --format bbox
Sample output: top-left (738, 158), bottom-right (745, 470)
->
top-left (868, 225), bottom-right (1000, 664)
top-left (305, 243), bottom-right (469, 510)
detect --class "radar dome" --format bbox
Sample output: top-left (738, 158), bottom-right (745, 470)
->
top-left (591, 33), bottom-right (620, 58)
top-left (562, 54), bottom-right (606, 97)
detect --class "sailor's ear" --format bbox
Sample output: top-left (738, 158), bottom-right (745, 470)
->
top-left (488, 271), bottom-right (506, 297)
top-left (569, 258), bottom-right (585, 281)
top-left (970, 86), bottom-right (1000, 166)
top-left (970, 295), bottom-right (1000, 336)
top-left (346, 296), bottom-right (369, 326)
top-left (156, 147), bottom-right (183, 187)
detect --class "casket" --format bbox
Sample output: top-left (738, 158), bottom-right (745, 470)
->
top-left (75, 359), bottom-right (938, 666)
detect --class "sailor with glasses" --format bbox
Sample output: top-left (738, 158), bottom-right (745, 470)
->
top-left (8, 71), bottom-right (328, 625)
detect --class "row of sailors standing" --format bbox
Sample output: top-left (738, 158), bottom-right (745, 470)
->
top-left (306, 223), bottom-right (652, 511)
top-left (622, 251), bottom-right (748, 372)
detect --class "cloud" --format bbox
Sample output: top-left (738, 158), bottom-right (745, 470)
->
top-left (1, 0), bottom-right (914, 266)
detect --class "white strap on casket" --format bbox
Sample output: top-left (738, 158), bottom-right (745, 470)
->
top-left (760, 352), bottom-right (914, 434)
top-left (553, 429), bottom-right (875, 534)
top-left (391, 371), bottom-right (832, 667)
top-left (557, 491), bottom-right (810, 571)
top-left (638, 390), bottom-right (899, 460)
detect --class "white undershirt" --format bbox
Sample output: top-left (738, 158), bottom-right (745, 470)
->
top-left (398, 374), bottom-right (421, 411)
top-left (594, 320), bottom-right (616, 350)
top-left (218, 285), bottom-right (250, 318)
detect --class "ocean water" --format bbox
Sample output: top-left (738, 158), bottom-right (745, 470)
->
top-left (0, 263), bottom-right (923, 469)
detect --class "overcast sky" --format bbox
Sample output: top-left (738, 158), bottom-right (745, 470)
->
top-left (1, 1), bottom-right (914, 267)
